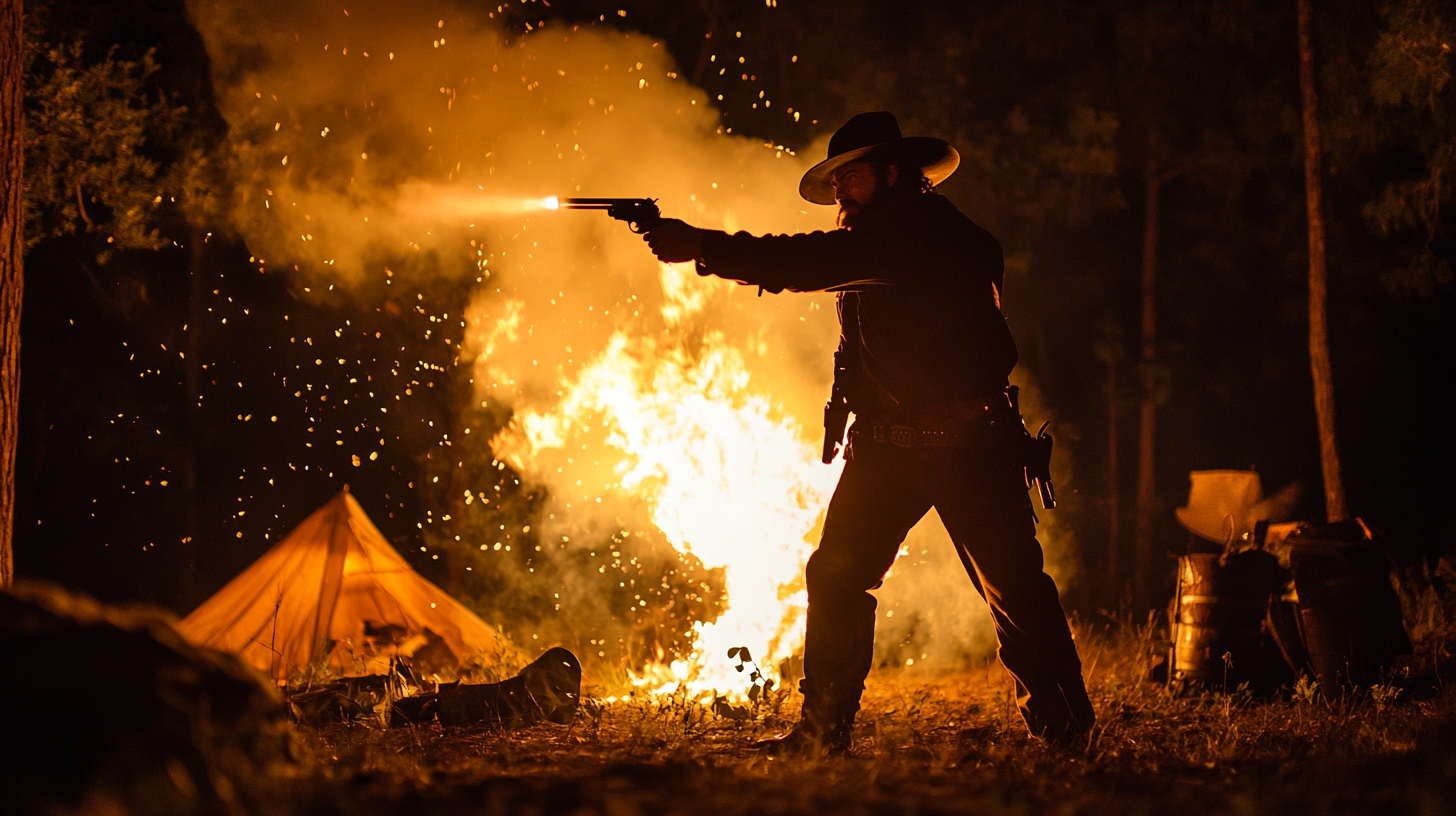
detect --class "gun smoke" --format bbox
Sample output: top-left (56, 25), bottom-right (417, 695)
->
top-left (187, 0), bottom-right (1071, 688)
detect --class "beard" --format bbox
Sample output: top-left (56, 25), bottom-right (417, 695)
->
top-left (836, 186), bottom-right (895, 230)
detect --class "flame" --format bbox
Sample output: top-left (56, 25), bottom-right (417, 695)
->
top-left (490, 263), bottom-right (842, 694)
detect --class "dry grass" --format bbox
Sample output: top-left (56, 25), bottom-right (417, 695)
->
top-left (264, 616), bottom-right (1456, 816)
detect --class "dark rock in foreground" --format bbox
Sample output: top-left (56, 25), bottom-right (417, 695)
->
top-left (0, 581), bottom-right (294, 815)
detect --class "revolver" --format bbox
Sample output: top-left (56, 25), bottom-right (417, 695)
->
top-left (562, 198), bottom-right (665, 234)
top-left (1007, 385), bottom-right (1055, 510)
top-left (821, 349), bottom-right (852, 464)
top-left (1025, 421), bottom-right (1056, 510)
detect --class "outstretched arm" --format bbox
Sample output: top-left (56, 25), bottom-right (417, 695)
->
top-left (642, 200), bottom-right (1003, 295)
top-left (644, 221), bottom-right (923, 294)
top-left (693, 228), bottom-right (899, 293)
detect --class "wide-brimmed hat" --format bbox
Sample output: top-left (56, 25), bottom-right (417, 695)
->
top-left (798, 111), bottom-right (960, 205)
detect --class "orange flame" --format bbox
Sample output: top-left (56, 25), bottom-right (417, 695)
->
top-left (489, 263), bottom-right (842, 693)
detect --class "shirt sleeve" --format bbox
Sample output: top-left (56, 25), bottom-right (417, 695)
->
top-left (694, 214), bottom-right (1001, 295)
top-left (694, 228), bottom-right (914, 294)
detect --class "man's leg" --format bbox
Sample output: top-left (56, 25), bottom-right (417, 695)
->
top-left (929, 452), bottom-right (1095, 741)
top-left (778, 443), bottom-right (930, 749)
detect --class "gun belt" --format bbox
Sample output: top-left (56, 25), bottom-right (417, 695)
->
top-left (856, 423), bottom-right (980, 449)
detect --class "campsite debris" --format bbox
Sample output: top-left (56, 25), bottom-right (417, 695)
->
top-left (285, 647), bottom-right (581, 728)
top-left (0, 581), bottom-right (293, 815)
top-left (1284, 520), bottom-right (1412, 696)
top-left (436, 646), bottom-right (582, 727)
top-left (289, 670), bottom-right (412, 725)
top-left (388, 691), bottom-right (439, 726)
top-left (1169, 471), bottom-right (1301, 692)
top-left (1169, 471), bottom-right (1411, 697)
top-left (1172, 550), bottom-right (1292, 692)
top-left (1175, 470), bottom-right (1301, 550)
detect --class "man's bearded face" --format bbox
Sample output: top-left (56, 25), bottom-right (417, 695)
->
top-left (833, 161), bottom-right (897, 229)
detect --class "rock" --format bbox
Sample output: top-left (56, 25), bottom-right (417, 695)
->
top-left (0, 581), bottom-right (294, 815)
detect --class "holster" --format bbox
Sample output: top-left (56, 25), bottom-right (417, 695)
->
top-left (1025, 426), bottom-right (1056, 510)
top-left (1008, 386), bottom-right (1056, 510)
top-left (821, 293), bottom-right (862, 464)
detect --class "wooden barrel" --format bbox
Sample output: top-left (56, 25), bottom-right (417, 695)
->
top-left (1173, 550), bottom-right (1287, 690)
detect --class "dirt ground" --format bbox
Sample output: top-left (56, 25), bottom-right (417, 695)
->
top-left (283, 654), bottom-right (1456, 816)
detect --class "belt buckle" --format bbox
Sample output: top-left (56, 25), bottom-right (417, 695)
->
top-left (889, 425), bottom-right (916, 448)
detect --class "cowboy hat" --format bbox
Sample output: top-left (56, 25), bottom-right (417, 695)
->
top-left (798, 111), bottom-right (960, 205)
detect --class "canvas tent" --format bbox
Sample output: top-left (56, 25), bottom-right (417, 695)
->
top-left (179, 488), bottom-right (511, 680)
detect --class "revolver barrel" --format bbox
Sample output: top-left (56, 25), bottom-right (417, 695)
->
top-left (562, 197), bottom-right (663, 233)
top-left (560, 198), bottom-right (627, 210)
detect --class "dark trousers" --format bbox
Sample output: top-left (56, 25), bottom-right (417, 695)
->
top-left (801, 425), bottom-right (1095, 740)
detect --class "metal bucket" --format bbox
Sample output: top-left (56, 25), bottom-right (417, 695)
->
top-left (1173, 550), bottom-right (1288, 690)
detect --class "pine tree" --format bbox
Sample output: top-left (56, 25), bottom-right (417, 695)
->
top-left (0, 0), bottom-right (23, 589)
top-left (1298, 0), bottom-right (1349, 522)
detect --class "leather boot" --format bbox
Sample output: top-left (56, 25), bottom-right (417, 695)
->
top-left (755, 714), bottom-right (853, 758)
top-left (756, 680), bottom-right (856, 758)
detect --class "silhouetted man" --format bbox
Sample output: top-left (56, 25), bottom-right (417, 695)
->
top-left (645, 112), bottom-right (1095, 755)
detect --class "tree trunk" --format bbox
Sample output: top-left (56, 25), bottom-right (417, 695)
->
top-left (0, 0), bottom-right (23, 589)
top-left (1297, 0), bottom-right (1349, 523)
top-left (1133, 156), bottom-right (1162, 609)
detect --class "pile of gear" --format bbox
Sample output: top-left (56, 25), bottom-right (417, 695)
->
top-left (1165, 470), bottom-right (1411, 696)
top-left (288, 646), bottom-right (582, 728)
